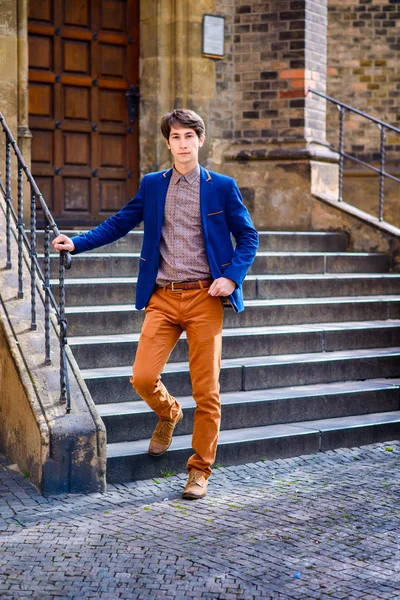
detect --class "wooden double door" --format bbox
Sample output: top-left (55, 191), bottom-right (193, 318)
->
top-left (28, 0), bottom-right (139, 225)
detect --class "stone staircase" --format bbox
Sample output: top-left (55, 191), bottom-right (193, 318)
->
top-left (40, 230), bottom-right (400, 483)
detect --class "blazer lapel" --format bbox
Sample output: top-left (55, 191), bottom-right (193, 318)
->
top-left (156, 169), bottom-right (172, 235)
top-left (200, 166), bottom-right (213, 245)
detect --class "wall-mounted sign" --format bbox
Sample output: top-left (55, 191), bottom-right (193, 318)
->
top-left (202, 14), bottom-right (225, 59)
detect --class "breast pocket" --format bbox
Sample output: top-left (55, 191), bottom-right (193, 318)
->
top-left (207, 209), bottom-right (224, 217)
top-left (139, 257), bottom-right (147, 271)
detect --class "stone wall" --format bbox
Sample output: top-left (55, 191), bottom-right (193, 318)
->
top-left (0, 316), bottom-right (45, 490)
top-left (207, 0), bottom-right (334, 230)
top-left (210, 0), bottom-right (327, 145)
top-left (0, 0), bottom-right (18, 203)
top-left (2, 0), bottom-right (397, 228)
top-left (327, 0), bottom-right (400, 163)
top-left (0, 1), bottom-right (18, 137)
top-left (139, 0), bottom-right (216, 177)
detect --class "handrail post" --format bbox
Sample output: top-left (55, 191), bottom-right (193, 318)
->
top-left (17, 161), bottom-right (24, 298)
top-left (338, 106), bottom-right (345, 203)
top-left (43, 221), bottom-right (52, 366)
top-left (59, 251), bottom-right (71, 412)
top-left (5, 140), bottom-right (12, 269)
top-left (379, 124), bottom-right (386, 222)
top-left (30, 187), bottom-right (37, 330)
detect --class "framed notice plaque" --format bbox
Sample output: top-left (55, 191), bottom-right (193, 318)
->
top-left (202, 14), bottom-right (225, 59)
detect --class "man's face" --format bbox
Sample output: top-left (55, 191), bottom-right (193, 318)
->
top-left (166, 125), bottom-right (204, 172)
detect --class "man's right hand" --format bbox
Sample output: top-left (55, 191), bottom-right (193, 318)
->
top-left (52, 234), bottom-right (75, 253)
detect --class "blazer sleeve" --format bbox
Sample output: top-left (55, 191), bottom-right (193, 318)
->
top-left (222, 180), bottom-right (258, 287)
top-left (71, 177), bottom-right (146, 254)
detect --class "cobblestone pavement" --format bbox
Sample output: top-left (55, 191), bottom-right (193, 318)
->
top-left (0, 442), bottom-right (400, 599)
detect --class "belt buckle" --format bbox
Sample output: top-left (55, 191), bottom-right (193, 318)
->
top-left (171, 281), bottom-right (180, 292)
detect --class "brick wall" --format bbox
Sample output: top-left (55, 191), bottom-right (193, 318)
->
top-left (327, 0), bottom-right (400, 162)
top-left (210, 0), bottom-right (328, 145)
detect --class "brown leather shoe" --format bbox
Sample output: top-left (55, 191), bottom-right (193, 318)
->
top-left (148, 409), bottom-right (183, 456)
top-left (182, 470), bottom-right (208, 500)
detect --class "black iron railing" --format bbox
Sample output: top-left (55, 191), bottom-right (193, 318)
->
top-left (0, 113), bottom-right (72, 413)
top-left (308, 89), bottom-right (400, 222)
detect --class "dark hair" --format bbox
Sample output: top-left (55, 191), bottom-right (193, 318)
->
top-left (160, 109), bottom-right (205, 140)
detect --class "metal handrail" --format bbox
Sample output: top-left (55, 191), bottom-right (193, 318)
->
top-left (308, 89), bottom-right (400, 222)
top-left (0, 112), bottom-right (72, 413)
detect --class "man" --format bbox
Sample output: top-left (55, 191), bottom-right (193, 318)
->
top-left (53, 109), bottom-right (258, 499)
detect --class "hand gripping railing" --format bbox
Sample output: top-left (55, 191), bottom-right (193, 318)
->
top-left (308, 89), bottom-right (400, 222)
top-left (0, 113), bottom-right (72, 413)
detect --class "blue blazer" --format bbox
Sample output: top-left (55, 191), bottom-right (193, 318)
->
top-left (71, 166), bottom-right (258, 313)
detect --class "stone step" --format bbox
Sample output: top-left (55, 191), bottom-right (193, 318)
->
top-left (257, 273), bottom-right (400, 299)
top-left (105, 410), bottom-right (400, 483)
top-left (66, 296), bottom-right (400, 336)
top-left (34, 230), bottom-right (349, 253)
top-left (248, 252), bottom-right (389, 275)
top-left (69, 320), bottom-right (400, 369)
top-left (82, 347), bottom-right (400, 404)
top-left (52, 273), bottom-right (400, 306)
top-left (30, 225), bottom-right (400, 487)
top-left (38, 230), bottom-right (145, 254)
top-left (258, 232), bottom-right (349, 252)
top-left (40, 251), bottom-right (390, 279)
top-left (98, 379), bottom-right (400, 443)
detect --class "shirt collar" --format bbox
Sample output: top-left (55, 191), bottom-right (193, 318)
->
top-left (172, 164), bottom-right (200, 185)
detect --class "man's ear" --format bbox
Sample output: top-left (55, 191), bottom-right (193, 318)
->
top-left (199, 136), bottom-right (205, 148)
top-left (166, 138), bottom-right (171, 150)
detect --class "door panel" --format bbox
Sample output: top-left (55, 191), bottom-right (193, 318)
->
top-left (100, 180), bottom-right (127, 212)
top-left (28, 0), bottom-right (139, 226)
top-left (29, 36), bottom-right (53, 69)
top-left (101, 1), bottom-right (125, 31)
top-left (64, 178), bottom-right (91, 211)
top-left (64, 133), bottom-right (90, 165)
top-left (64, 0), bottom-right (90, 27)
top-left (29, 1), bottom-right (53, 23)
top-left (32, 131), bottom-right (53, 163)
top-left (100, 44), bottom-right (126, 78)
top-left (35, 177), bottom-right (54, 212)
top-left (63, 40), bottom-right (90, 73)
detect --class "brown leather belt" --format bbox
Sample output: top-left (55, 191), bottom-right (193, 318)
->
top-left (163, 278), bottom-right (213, 291)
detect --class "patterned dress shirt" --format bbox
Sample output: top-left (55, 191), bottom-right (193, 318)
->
top-left (156, 165), bottom-right (211, 285)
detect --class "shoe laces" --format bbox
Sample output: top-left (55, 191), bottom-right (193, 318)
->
top-left (188, 471), bottom-right (205, 485)
top-left (154, 420), bottom-right (174, 441)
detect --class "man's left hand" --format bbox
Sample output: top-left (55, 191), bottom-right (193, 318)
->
top-left (208, 277), bottom-right (236, 297)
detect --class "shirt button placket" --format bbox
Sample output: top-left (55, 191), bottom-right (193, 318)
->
top-left (173, 181), bottom-right (180, 276)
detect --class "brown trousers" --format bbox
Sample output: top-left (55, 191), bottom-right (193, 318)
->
top-left (130, 286), bottom-right (224, 477)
